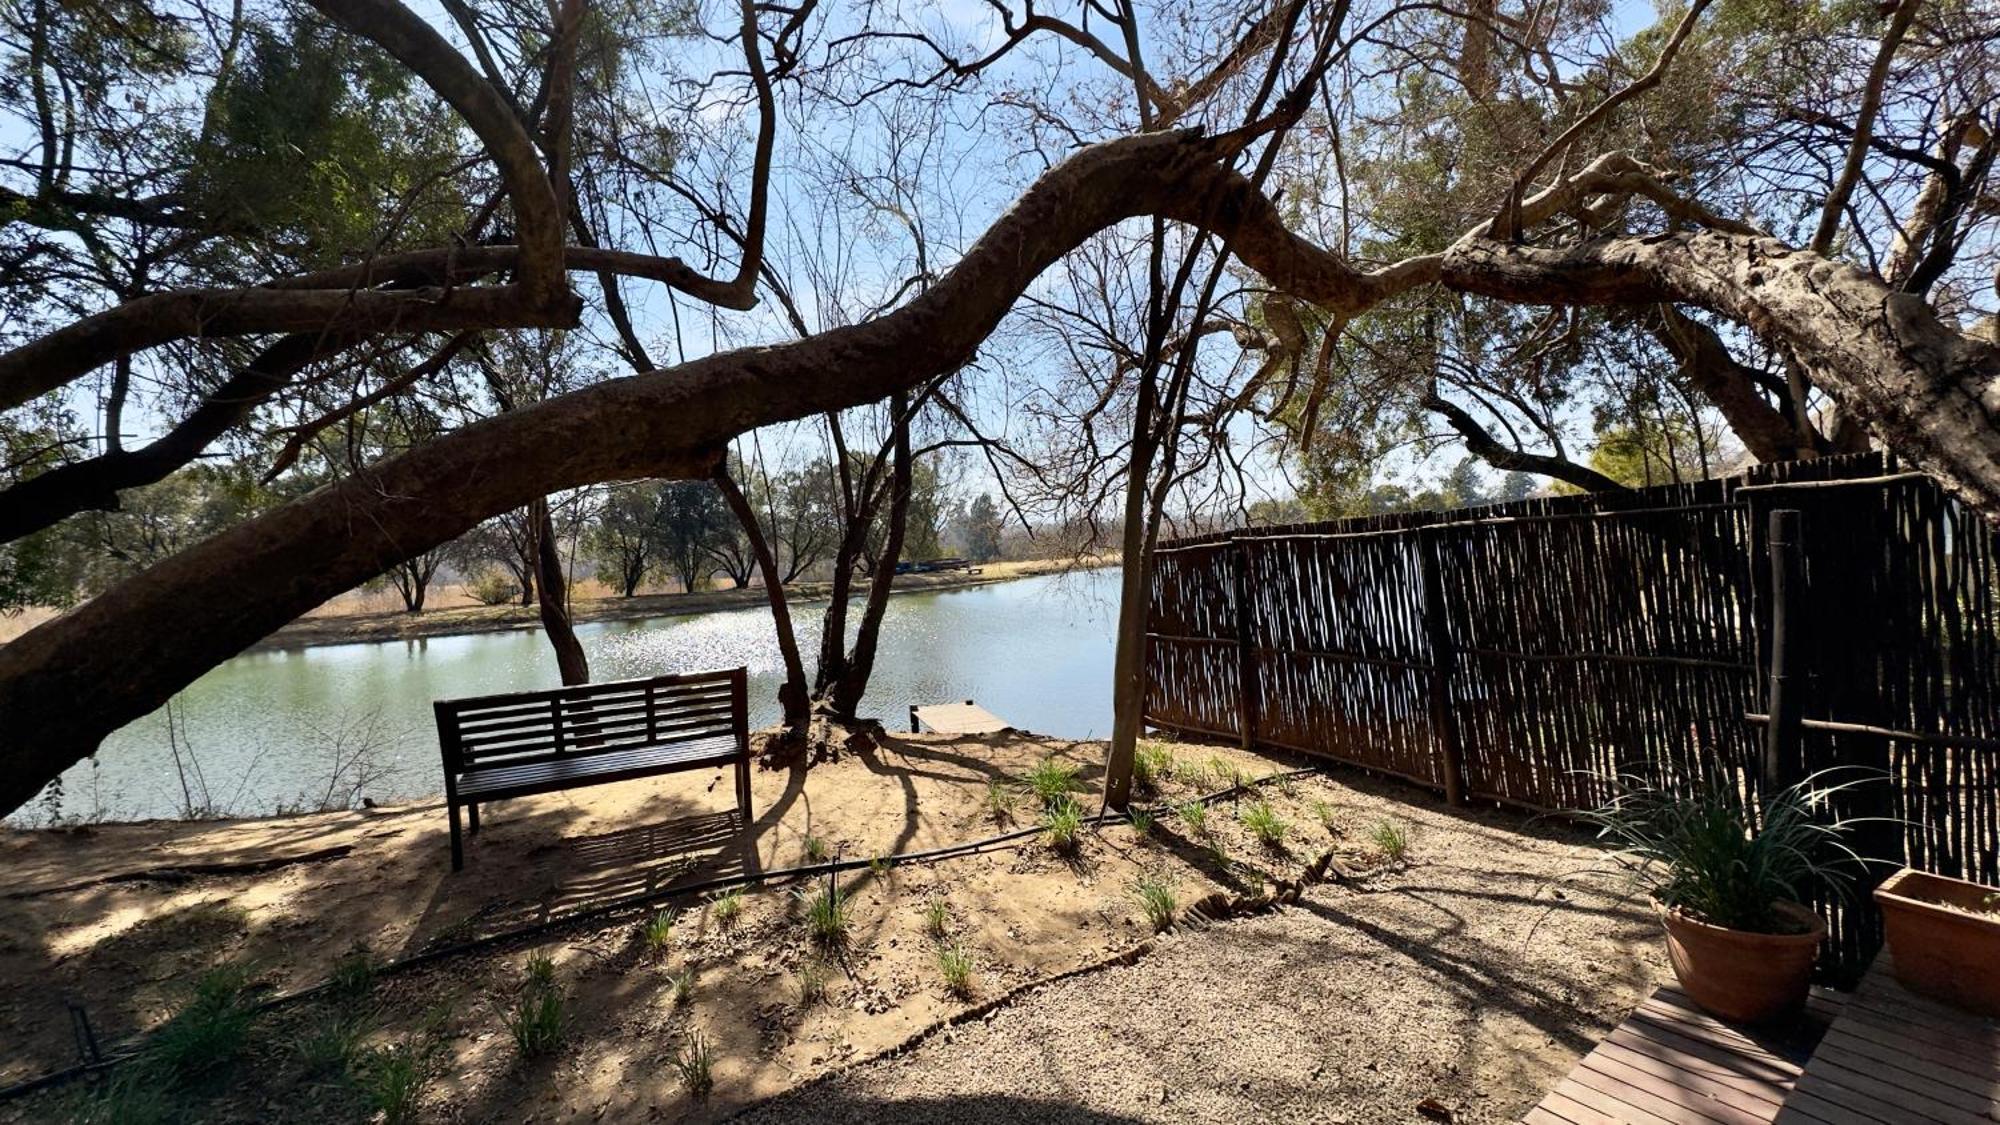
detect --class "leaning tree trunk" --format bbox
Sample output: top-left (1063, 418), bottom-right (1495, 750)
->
top-left (531, 496), bottom-right (589, 686)
top-left (1105, 368), bottom-right (1163, 811)
top-left (716, 465), bottom-right (810, 733)
top-left (825, 394), bottom-right (913, 721)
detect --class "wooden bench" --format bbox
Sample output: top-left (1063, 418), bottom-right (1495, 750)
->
top-left (433, 668), bottom-right (751, 871)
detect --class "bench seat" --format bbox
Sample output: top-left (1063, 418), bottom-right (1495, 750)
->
top-left (454, 733), bottom-right (740, 798)
top-left (434, 668), bottom-right (751, 870)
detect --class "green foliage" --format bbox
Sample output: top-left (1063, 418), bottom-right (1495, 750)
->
top-left (1040, 795), bottom-right (1084, 854)
top-left (465, 568), bottom-right (521, 606)
top-left (331, 943), bottom-right (377, 1004)
top-left (923, 896), bottom-right (951, 940)
top-left (1175, 800), bottom-right (1210, 837)
top-left (962, 492), bottom-right (1005, 561)
top-left (1025, 757), bottom-right (1082, 809)
top-left (984, 778), bottom-right (1017, 822)
top-left (671, 1030), bottom-right (716, 1099)
top-left (507, 985), bottom-right (567, 1058)
top-left (1133, 742), bottom-right (1176, 793)
top-left (668, 968), bottom-right (696, 1005)
top-left (1311, 800), bottom-right (1341, 835)
top-left (1575, 772), bottom-right (1870, 934)
top-left (294, 1011), bottom-right (372, 1076)
top-left (795, 959), bottom-right (831, 1006)
top-left (148, 964), bottom-right (258, 1083)
top-left (641, 908), bottom-right (676, 954)
top-left (1241, 800), bottom-right (1289, 849)
top-left (711, 889), bottom-right (745, 926)
top-left (1134, 875), bottom-right (1177, 931)
top-left (1370, 819), bottom-right (1411, 863)
top-left (935, 942), bottom-right (974, 997)
top-left (1128, 807), bottom-right (1155, 837)
top-left (803, 835), bottom-right (831, 863)
top-left (523, 953), bottom-right (557, 992)
top-left (797, 882), bottom-right (851, 947)
top-left (355, 1037), bottom-right (438, 1125)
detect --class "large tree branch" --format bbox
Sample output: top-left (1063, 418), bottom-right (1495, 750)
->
top-left (1642, 305), bottom-right (1815, 463)
top-left (1420, 386), bottom-right (1629, 493)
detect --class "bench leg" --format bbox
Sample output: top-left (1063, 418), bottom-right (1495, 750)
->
top-left (467, 802), bottom-right (480, 834)
top-left (448, 801), bottom-right (465, 872)
top-left (735, 757), bottom-right (752, 825)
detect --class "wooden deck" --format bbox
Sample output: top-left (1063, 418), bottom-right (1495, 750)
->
top-left (908, 700), bottom-right (1011, 735)
top-left (1774, 953), bottom-right (2000, 1125)
top-left (1530, 954), bottom-right (2000, 1125)
top-left (1526, 987), bottom-right (1842, 1125)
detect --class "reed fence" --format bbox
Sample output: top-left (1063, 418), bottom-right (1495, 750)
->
top-left (1144, 452), bottom-right (2000, 978)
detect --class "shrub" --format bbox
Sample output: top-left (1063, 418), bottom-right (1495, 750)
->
top-left (797, 882), bottom-right (851, 947)
top-left (1134, 875), bottom-right (1177, 931)
top-left (671, 1030), bottom-right (716, 1099)
top-left (923, 896), bottom-right (951, 941)
top-left (1025, 757), bottom-right (1082, 809)
top-left (711, 889), bottom-right (745, 926)
top-left (641, 908), bottom-right (677, 954)
top-left (1575, 772), bottom-right (1870, 934)
top-left (936, 942), bottom-right (974, 998)
top-left (465, 569), bottom-right (519, 607)
top-left (1041, 795), bottom-right (1084, 854)
top-left (1241, 799), bottom-right (1288, 848)
top-left (1369, 819), bottom-right (1411, 864)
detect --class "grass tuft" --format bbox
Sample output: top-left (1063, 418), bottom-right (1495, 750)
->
top-left (923, 896), bottom-right (951, 940)
top-left (984, 778), bottom-right (1017, 822)
top-left (523, 953), bottom-right (556, 992)
top-left (356, 1037), bottom-right (438, 1125)
top-left (1175, 799), bottom-right (1209, 836)
top-left (936, 942), bottom-right (974, 998)
top-left (711, 889), bottom-right (745, 926)
top-left (148, 963), bottom-right (258, 1083)
top-left (795, 959), bottom-right (832, 1006)
top-left (671, 1030), bottom-right (716, 1099)
top-left (641, 908), bottom-right (677, 954)
top-left (331, 942), bottom-right (377, 1004)
top-left (668, 968), bottom-right (696, 1005)
top-left (1133, 742), bottom-right (1176, 792)
top-left (1311, 799), bottom-right (1341, 835)
top-left (1241, 799), bottom-right (1289, 848)
top-left (796, 882), bottom-right (852, 947)
top-left (1370, 818), bottom-right (1411, 864)
top-left (1128, 807), bottom-right (1155, 837)
top-left (1025, 757), bottom-right (1082, 809)
top-left (508, 958), bottom-right (566, 1058)
top-left (1134, 874), bottom-right (1177, 931)
top-left (803, 835), bottom-right (831, 863)
top-left (294, 1011), bottom-right (373, 1076)
top-left (1040, 795), bottom-right (1084, 854)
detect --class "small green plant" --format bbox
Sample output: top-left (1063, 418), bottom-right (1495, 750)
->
top-left (1025, 756), bottom-right (1083, 808)
top-left (666, 967), bottom-right (697, 1004)
top-left (1134, 742), bottom-right (1176, 792)
top-left (1128, 807), bottom-right (1155, 837)
top-left (357, 1038), bottom-right (436, 1125)
top-left (507, 986), bottom-right (566, 1058)
top-left (64, 1071), bottom-right (175, 1125)
top-left (1134, 875), bottom-right (1177, 931)
top-left (1574, 771), bottom-right (1872, 934)
top-left (1041, 795), bottom-right (1084, 854)
top-left (797, 882), bottom-right (852, 946)
top-left (803, 835), bottom-right (831, 863)
top-left (523, 952), bottom-right (556, 991)
top-left (1241, 799), bottom-right (1289, 848)
top-left (1370, 819), bottom-right (1411, 864)
top-left (712, 888), bottom-right (745, 926)
top-left (1209, 755), bottom-right (1245, 791)
top-left (1176, 799), bottom-right (1209, 836)
top-left (148, 963), bottom-right (258, 1082)
top-left (671, 1030), bottom-right (716, 1099)
top-left (1271, 772), bottom-right (1300, 798)
top-left (923, 896), bottom-right (951, 940)
top-left (795, 959), bottom-right (831, 1005)
top-left (869, 854), bottom-right (892, 876)
top-left (936, 942), bottom-right (974, 998)
top-left (641, 908), bottom-right (677, 954)
top-left (331, 942), bottom-right (378, 1004)
top-left (1311, 799), bottom-right (1341, 835)
top-left (985, 777), bottom-right (1017, 822)
top-left (295, 1011), bottom-right (373, 1076)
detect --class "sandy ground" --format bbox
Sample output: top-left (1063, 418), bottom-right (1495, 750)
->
top-left (0, 557), bottom-right (1104, 650)
top-left (0, 734), bottom-right (1662, 1122)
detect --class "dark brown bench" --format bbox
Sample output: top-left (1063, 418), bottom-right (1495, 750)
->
top-left (433, 668), bottom-right (751, 870)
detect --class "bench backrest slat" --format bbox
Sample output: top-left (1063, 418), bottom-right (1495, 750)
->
top-left (436, 669), bottom-right (745, 773)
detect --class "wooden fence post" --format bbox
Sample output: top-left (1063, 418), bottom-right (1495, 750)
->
top-left (1419, 530), bottom-right (1468, 806)
top-left (1232, 538), bottom-right (1260, 752)
top-left (1762, 508), bottom-right (1805, 794)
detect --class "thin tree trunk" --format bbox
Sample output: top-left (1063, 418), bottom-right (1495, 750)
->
top-left (717, 464), bottom-right (810, 732)
top-left (827, 394), bottom-right (913, 720)
top-left (532, 496), bottom-right (589, 686)
top-left (1105, 367), bottom-right (1162, 811)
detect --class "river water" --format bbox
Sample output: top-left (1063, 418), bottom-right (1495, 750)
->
top-left (23, 568), bottom-right (1121, 825)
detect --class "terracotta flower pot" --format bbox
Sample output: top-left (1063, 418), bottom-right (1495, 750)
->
top-left (1874, 867), bottom-right (2000, 1016)
top-left (1659, 901), bottom-right (1823, 1025)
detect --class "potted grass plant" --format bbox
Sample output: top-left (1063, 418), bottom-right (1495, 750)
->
top-left (1576, 772), bottom-right (1869, 1026)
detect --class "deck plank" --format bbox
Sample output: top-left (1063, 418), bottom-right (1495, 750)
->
top-left (909, 701), bottom-right (1010, 734)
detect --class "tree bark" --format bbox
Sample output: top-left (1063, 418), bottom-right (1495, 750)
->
top-left (531, 496), bottom-right (589, 686)
top-left (716, 465), bottom-right (810, 733)
top-left (825, 394), bottom-right (913, 721)
top-left (3, 132), bottom-right (1998, 813)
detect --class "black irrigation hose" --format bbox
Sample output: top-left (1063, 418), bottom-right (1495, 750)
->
top-left (0, 764), bottom-right (1323, 1103)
